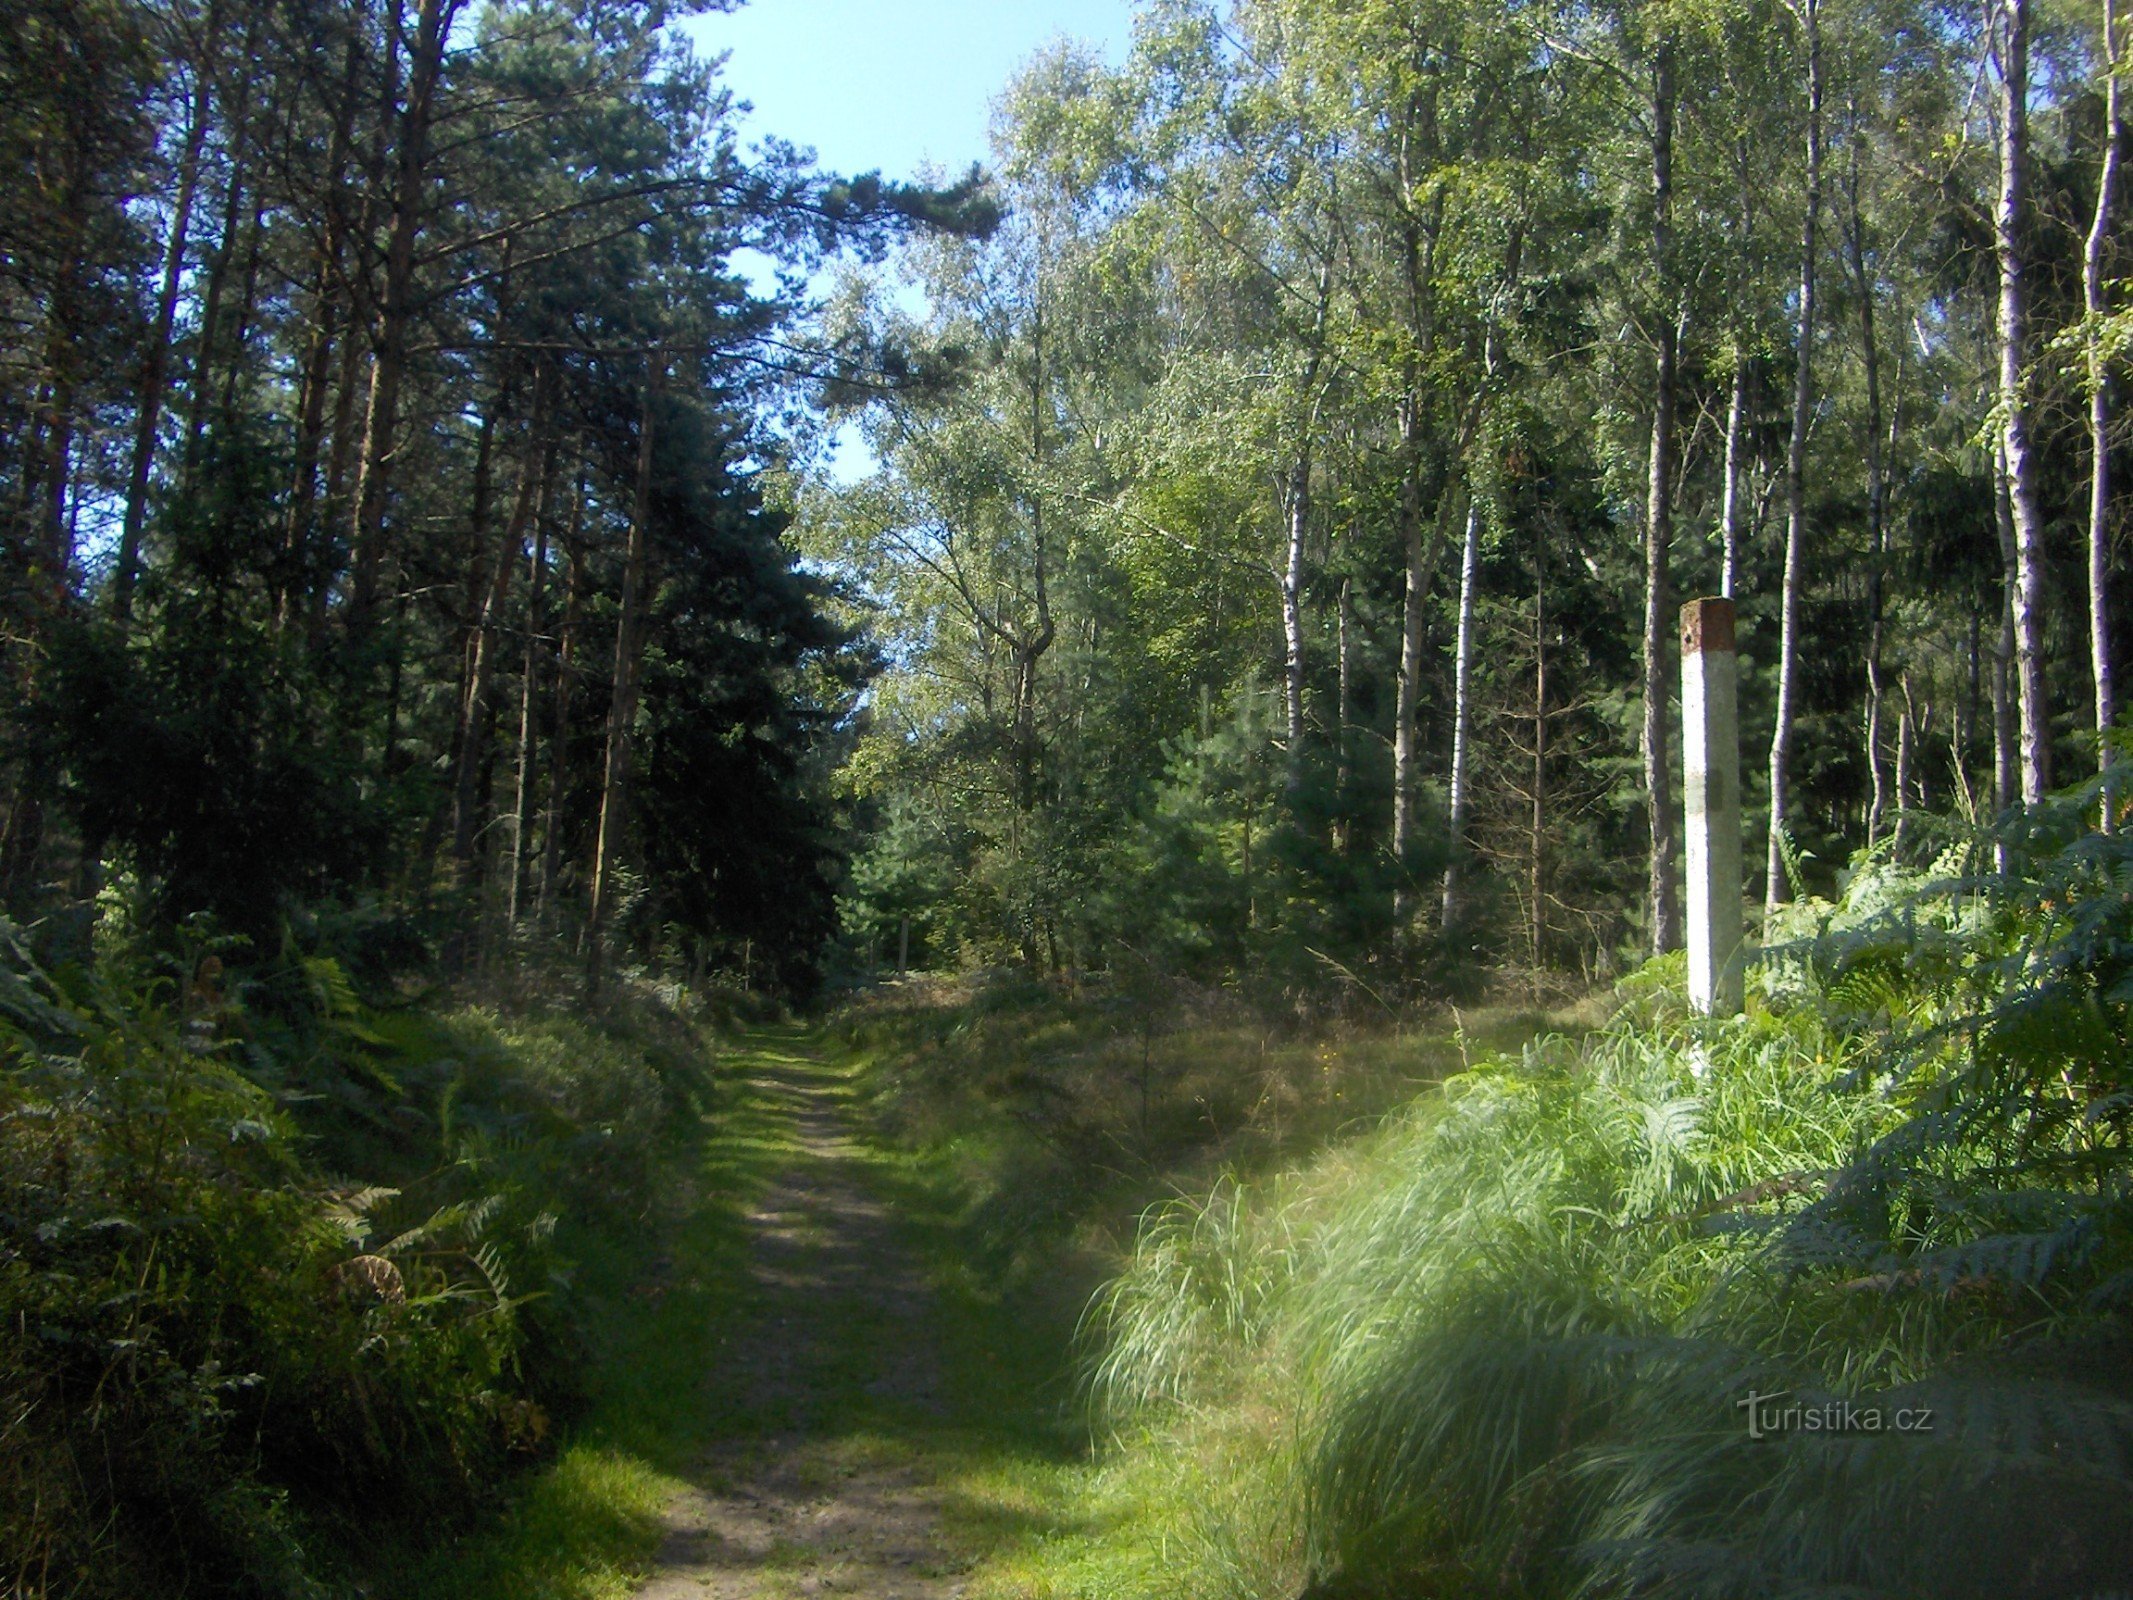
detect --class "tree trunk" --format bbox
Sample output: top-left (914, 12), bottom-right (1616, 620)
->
top-left (322, 3), bottom-right (394, 610)
top-left (507, 445), bottom-right (562, 931)
top-left (1644, 35), bottom-right (1682, 954)
top-left (1279, 268), bottom-right (1332, 768)
top-left (1530, 541), bottom-right (1548, 986)
top-left (32, 256), bottom-right (83, 587)
top-left (451, 378), bottom-right (552, 898)
top-left (428, 382), bottom-right (500, 883)
top-left (1392, 395), bottom-right (1429, 923)
top-left (348, 0), bottom-right (464, 638)
top-left (1767, 0), bottom-right (1823, 911)
top-left (1962, 601), bottom-right (1982, 801)
top-left (183, 52), bottom-right (252, 471)
top-left (539, 507), bottom-right (585, 929)
top-left (587, 378), bottom-right (659, 993)
top-left (1006, 286), bottom-right (1057, 830)
top-left (2087, 0), bottom-right (2123, 819)
top-left (1894, 671), bottom-right (1917, 853)
top-left (1847, 97), bottom-right (1893, 845)
top-left (1994, 439), bottom-right (2021, 866)
top-left (1443, 499), bottom-right (1482, 931)
top-left (1389, 164), bottom-right (1449, 934)
top-left (323, 340), bottom-right (367, 560)
top-left (215, 183), bottom-right (269, 437)
top-left (282, 275), bottom-right (342, 617)
top-left (1995, 0), bottom-right (2052, 804)
top-left (1280, 447), bottom-right (1310, 760)
top-left (114, 6), bottom-right (216, 622)
top-left (280, 2), bottom-right (367, 623)
top-left (1720, 358), bottom-right (1746, 600)
top-left (1334, 574), bottom-right (1354, 852)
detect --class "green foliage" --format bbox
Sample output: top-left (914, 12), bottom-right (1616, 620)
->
top-left (20, 429), bottom-right (380, 935)
top-left (0, 0), bottom-right (965, 995)
top-left (0, 923), bottom-right (696, 1598)
top-left (1105, 683), bottom-right (1288, 975)
top-left (839, 975), bottom-right (1582, 1295)
top-left (1086, 807), bottom-right (2133, 1598)
top-left (621, 394), bottom-right (873, 998)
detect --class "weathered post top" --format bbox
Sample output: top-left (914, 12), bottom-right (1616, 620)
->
top-left (1681, 596), bottom-right (1735, 657)
top-left (1681, 597), bottom-right (1745, 1019)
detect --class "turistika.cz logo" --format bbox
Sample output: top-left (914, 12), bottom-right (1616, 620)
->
top-left (1736, 1390), bottom-right (1935, 1440)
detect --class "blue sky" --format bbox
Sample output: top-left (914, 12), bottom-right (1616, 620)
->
top-left (681, 2), bottom-right (1138, 480)
top-left (683, 0), bottom-right (1137, 182)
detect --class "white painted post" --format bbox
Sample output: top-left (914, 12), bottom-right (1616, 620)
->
top-left (1682, 597), bottom-right (1744, 1016)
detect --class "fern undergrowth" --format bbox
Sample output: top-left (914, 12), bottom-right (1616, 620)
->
top-left (0, 912), bottom-right (712, 1598)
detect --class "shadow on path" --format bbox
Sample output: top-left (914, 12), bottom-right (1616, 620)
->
top-left (636, 1033), bottom-right (967, 1600)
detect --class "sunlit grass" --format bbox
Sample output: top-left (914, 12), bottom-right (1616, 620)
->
top-left (390, 992), bottom-right (1601, 1600)
top-left (400, 1445), bottom-right (680, 1600)
top-left (822, 987), bottom-right (1590, 1600)
top-left (384, 1025), bottom-right (808, 1598)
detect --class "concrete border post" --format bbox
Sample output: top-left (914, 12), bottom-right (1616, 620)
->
top-left (1682, 597), bottom-right (1745, 1016)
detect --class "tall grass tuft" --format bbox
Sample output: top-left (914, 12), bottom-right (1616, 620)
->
top-left (1089, 798), bottom-right (2133, 1597)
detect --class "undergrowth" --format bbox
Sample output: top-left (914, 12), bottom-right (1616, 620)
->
top-left (1083, 797), bottom-right (2133, 1599)
top-left (836, 972), bottom-right (1600, 1287)
top-left (0, 916), bottom-right (714, 1599)
top-left (831, 972), bottom-right (1603, 1599)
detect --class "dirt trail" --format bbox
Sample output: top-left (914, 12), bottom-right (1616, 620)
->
top-left (635, 1041), bottom-right (968, 1600)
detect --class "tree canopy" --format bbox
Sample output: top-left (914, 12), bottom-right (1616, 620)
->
top-left (823, 0), bottom-right (2133, 1002)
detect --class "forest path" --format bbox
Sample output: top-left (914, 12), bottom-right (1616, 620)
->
top-left (634, 1029), bottom-right (974, 1600)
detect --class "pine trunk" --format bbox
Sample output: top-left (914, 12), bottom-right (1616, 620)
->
top-left (348, 0), bottom-right (464, 637)
top-left (182, 32), bottom-right (253, 473)
top-left (540, 517), bottom-right (585, 929)
top-left (451, 385), bottom-right (552, 896)
top-left (114, 10), bottom-right (216, 621)
top-left (280, 4), bottom-right (367, 621)
top-left (508, 445), bottom-right (562, 931)
top-left (587, 380), bottom-right (659, 992)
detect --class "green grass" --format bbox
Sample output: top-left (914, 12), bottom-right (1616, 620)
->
top-left (384, 1015), bottom-right (1136, 1599)
top-left (1075, 875), bottom-right (2133, 1599)
top-left (826, 983), bottom-right (1601, 1600)
top-left (383, 988), bottom-right (1604, 1600)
